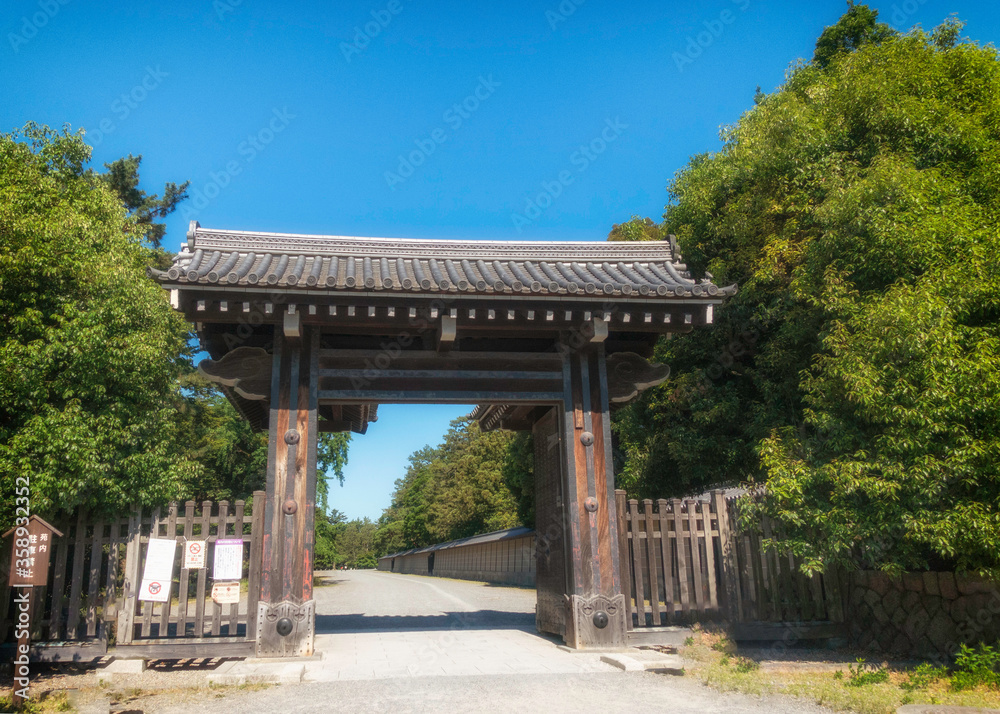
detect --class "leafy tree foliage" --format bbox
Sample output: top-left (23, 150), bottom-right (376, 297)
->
top-left (613, 9), bottom-right (1000, 575)
top-left (375, 419), bottom-right (526, 554)
top-left (0, 124), bottom-right (197, 527)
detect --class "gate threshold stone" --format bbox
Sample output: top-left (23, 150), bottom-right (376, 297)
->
top-left (600, 650), bottom-right (685, 674)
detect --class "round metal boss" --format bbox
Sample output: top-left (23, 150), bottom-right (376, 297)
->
top-left (593, 611), bottom-right (609, 629)
top-left (584, 497), bottom-right (598, 513)
top-left (276, 617), bottom-right (293, 636)
top-left (282, 499), bottom-right (298, 515)
top-left (580, 431), bottom-right (594, 447)
top-left (284, 429), bottom-right (300, 445)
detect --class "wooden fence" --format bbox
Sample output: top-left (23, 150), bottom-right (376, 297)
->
top-left (1, 493), bottom-right (264, 660)
top-left (617, 490), bottom-right (846, 635)
top-left (724, 494), bottom-right (845, 631)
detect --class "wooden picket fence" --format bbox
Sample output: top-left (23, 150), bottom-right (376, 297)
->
top-left (0, 493), bottom-right (264, 660)
top-left (616, 489), bottom-right (846, 635)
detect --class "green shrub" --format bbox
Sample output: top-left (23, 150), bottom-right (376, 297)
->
top-left (848, 658), bottom-right (889, 687)
top-left (951, 643), bottom-right (1000, 691)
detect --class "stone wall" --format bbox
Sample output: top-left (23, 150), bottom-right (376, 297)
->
top-left (377, 528), bottom-right (536, 588)
top-left (848, 571), bottom-right (1000, 658)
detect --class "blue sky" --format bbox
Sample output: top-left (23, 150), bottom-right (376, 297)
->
top-left (3, 0), bottom-right (998, 521)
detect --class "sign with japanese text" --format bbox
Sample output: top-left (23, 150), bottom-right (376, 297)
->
top-left (6, 516), bottom-right (62, 587)
top-left (211, 581), bottom-right (241, 604)
top-left (212, 538), bottom-right (244, 581)
top-left (184, 540), bottom-right (207, 569)
top-left (139, 538), bottom-right (177, 602)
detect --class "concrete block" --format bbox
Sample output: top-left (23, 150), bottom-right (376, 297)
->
top-left (104, 658), bottom-right (146, 673)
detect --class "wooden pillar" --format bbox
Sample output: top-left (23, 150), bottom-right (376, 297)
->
top-left (542, 342), bottom-right (627, 648)
top-left (255, 324), bottom-right (318, 657)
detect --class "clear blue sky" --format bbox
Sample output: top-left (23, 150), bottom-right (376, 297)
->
top-left (3, 0), bottom-right (997, 520)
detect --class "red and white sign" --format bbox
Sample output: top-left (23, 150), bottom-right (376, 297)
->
top-left (139, 538), bottom-right (176, 602)
top-left (184, 540), bottom-right (206, 569)
top-left (140, 579), bottom-right (170, 602)
top-left (211, 581), bottom-right (241, 605)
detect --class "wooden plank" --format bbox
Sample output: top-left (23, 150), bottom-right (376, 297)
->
top-left (177, 501), bottom-right (196, 637)
top-left (158, 503), bottom-right (178, 637)
top-left (85, 519), bottom-right (104, 637)
top-left (749, 527), bottom-right (769, 620)
top-left (212, 501), bottom-right (228, 637)
top-left (627, 500), bottom-right (646, 627)
top-left (228, 500), bottom-right (245, 636)
top-left (66, 511), bottom-right (88, 639)
top-left (104, 520), bottom-right (122, 628)
top-left (759, 517), bottom-right (782, 621)
top-left (615, 491), bottom-right (632, 629)
top-left (672, 499), bottom-right (690, 614)
top-left (195, 501), bottom-right (212, 637)
top-left (112, 639), bottom-right (255, 659)
top-left (701, 501), bottom-right (718, 611)
top-left (656, 499), bottom-right (675, 622)
top-left (117, 507), bottom-right (142, 645)
top-left (686, 500), bottom-right (705, 612)
top-left (643, 500), bottom-right (661, 626)
top-left (141, 507), bottom-right (161, 638)
top-left (713, 492), bottom-right (740, 622)
top-left (247, 491), bottom-right (264, 641)
top-left (823, 564), bottom-right (846, 623)
top-left (48, 524), bottom-right (70, 641)
top-left (732, 621), bottom-right (845, 642)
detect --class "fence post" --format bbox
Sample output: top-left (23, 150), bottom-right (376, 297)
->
top-left (117, 506), bottom-right (142, 645)
top-left (614, 490), bottom-right (632, 629)
top-left (713, 490), bottom-right (740, 623)
top-left (247, 490), bottom-right (265, 642)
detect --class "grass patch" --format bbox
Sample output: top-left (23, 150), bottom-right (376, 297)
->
top-left (679, 630), bottom-right (1000, 714)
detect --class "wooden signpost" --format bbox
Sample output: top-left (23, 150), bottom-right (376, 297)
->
top-left (4, 515), bottom-right (63, 708)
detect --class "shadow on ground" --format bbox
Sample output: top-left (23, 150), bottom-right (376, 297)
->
top-left (315, 610), bottom-right (536, 634)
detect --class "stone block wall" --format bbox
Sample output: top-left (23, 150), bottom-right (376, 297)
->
top-left (848, 571), bottom-right (1000, 658)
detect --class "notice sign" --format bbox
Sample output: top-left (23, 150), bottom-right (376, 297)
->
top-left (184, 540), bottom-right (206, 569)
top-left (139, 538), bottom-right (177, 602)
top-left (212, 581), bottom-right (241, 604)
top-left (213, 538), bottom-right (244, 581)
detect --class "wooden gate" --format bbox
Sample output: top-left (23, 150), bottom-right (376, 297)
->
top-left (115, 494), bottom-right (265, 658)
top-left (616, 489), bottom-right (846, 639)
top-left (1, 493), bottom-right (265, 660)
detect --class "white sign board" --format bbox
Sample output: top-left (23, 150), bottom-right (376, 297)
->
top-left (139, 538), bottom-right (177, 602)
top-left (184, 540), bottom-right (206, 569)
top-left (212, 581), bottom-right (241, 604)
top-left (213, 538), bottom-right (244, 581)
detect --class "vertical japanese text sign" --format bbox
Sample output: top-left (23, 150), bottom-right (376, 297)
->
top-left (5, 515), bottom-right (63, 587)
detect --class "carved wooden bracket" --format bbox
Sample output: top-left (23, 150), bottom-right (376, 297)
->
top-left (605, 352), bottom-right (670, 404)
top-left (198, 347), bottom-right (272, 400)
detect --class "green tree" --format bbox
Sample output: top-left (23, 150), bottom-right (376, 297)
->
top-left (0, 123), bottom-right (196, 527)
top-left (613, 9), bottom-right (1000, 575)
top-left (94, 154), bottom-right (189, 248)
top-left (375, 419), bottom-right (524, 552)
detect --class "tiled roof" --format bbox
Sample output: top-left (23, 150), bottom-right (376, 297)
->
top-left (149, 222), bottom-right (735, 300)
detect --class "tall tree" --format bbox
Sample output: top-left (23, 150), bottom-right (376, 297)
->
top-left (94, 154), bottom-right (189, 248)
top-left (0, 124), bottom-right (196, 527)
top-left (613, 9), bottom-right (1000, 575)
